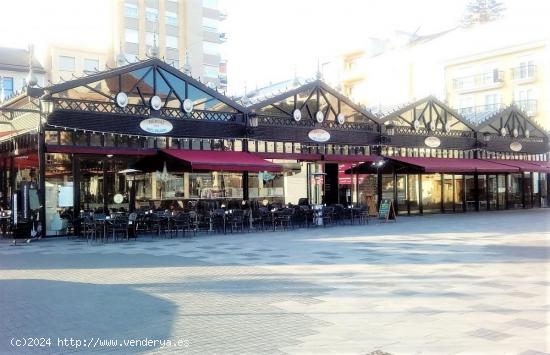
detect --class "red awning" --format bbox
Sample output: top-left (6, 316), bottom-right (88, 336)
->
top-left (162, 149), bottom-right (282, 172)
top-left (388, 156), bottom-right (519, 173)
top-left (486, 159), bottom-right (550, 173)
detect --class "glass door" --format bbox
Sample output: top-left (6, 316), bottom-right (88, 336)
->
top-left (407, 174), bottom-right (420, 214)
top-left (454, 174), bottom-right (465, 212)
top-left (478, 175), bottom-right (487, 211)
top-left (524, 172), bottom-right (533, 208)
top-left (533, 172), bottom-right (541, 208)
top-left (421, 174), bottom-right (442, 213)
top-left (487, 175), bottom-right (497, 210)
top-left (443, 174), bottom-right (454, 212)
top-left (465, 174), bottom-right (476, 211)
top-left (497, 175), bottom-right (506, 209)
top-left (396, 174), bottom-right (407, 215)
top-left (508, 174), bottom-right (523, 209)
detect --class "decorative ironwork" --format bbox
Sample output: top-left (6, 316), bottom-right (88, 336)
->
top-left (395, 126), bottom-right (474, 138)
top-left (52, 98), bottom-right (236, 122)
top-left (258, 114), bottom-right (376, 131)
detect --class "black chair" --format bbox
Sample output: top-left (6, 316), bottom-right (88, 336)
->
top-left (227, 210), bottom-right (245, 233)
top-left (274, 208), bottom-right (294, 230)
top-left (106, 217), bottom-right (129, 241)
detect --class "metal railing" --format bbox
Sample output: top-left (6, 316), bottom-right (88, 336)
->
top-left (457, 103), bottom-right (505, 124)
top-left (511, 64), bottom-right (536, 81)
top-left (452, 70), bottom-right (504, 90)
top-left (514, 99), bottom-right (537, 116)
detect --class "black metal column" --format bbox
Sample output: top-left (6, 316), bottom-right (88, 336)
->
top-left (418, 174), bottom-right (423, 215)
top-left (242, 171), bottom-right (249, 201)
top-left (521, 172), bottom-right (526, 209)
top-left (37, 120), bottom-right (46, 236)
top-left (102, 159), bottom-right (108, 213)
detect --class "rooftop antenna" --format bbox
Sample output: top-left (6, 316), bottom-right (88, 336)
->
top-left (147, 14), bottom-right (160, 58)
top-left (316, 57), bottom-right (322, 80)
top-left (183, 49), bottom-right (191, 75)
top-left (26, 44), bottom-right (38, 87)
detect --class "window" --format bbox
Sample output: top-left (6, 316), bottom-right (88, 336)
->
top-left (1, 77), bottom-right (13, 99)
top-left (483, 93), bottom-right (500, 111)
top-left (124, 3), bottom-right (138, 18)
top-left (145, 32), bottom-right (156, 46)
top-left (165, 11), bottom-right (178, 26)
top-left (203, 64), bottom-right (219, 78)
top-left (202, 17), bottom-right (219, 32)
top-left (166, 35), bottom-right (178, 49)
top-left (202, 0), bottom-right (218, 9)
top-left (83, 58), bottom-right (99, 73)
top-left (59, 56), bottom-right (75, 71)
top-left (202, 41), bottom-right (219, 56)
top-left (145, 7), bottom-right (158, 22)
top-left (125, 29), bottom-right (139, 43)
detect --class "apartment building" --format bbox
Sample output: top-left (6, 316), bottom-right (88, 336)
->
top-left (43, 45), bottom-right (109, 84)
top-left (338, 21), bottom-right (550, 129)
top-left (445, 41), bottom-right (548, 128)
top-left (113, 0), bottom-right (227, 89)
top-left (0, 47), bottom-right (45, 102)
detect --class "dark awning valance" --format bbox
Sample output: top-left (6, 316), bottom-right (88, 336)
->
top-left (348, 156), bottom-right (522, 174)
top-left (147, 149), bottom-right (283, 172)
top-left (486, 159), bottom-right (550, 173)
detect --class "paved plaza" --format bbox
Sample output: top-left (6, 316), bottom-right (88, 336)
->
top-left (0, 210), bottom-right (549, 355)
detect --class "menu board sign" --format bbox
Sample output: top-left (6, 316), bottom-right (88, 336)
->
top-left (378, 198), bottom-right (396, 222)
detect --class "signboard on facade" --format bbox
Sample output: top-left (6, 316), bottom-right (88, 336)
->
top-left (510, 141), bottom-right (522, 152)
top-left (424, 136), bottom-right (441, 148)
top-left (139, 118), bottom-right (173, 134)
top-left (308, 129), bottom-right (330, 142)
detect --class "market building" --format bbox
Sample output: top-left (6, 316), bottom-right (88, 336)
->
top-left (0, 58), bottom-right (548, 237)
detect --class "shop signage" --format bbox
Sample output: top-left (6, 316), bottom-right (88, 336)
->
top-left (139, 118), bottom-right (173, 134)
top-left (308, 129), bottom-right (330, 142)
top-left (113, 194), bottom-right (124, 204)
top-left (510, 141), bottom-right (522, 152)
top-left (424, 136), bottom-right (441, 148)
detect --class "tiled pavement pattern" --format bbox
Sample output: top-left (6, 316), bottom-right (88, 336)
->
top-left (0, 209), bottom-right (549, 354)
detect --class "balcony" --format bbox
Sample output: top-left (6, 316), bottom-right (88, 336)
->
top-left (514, 99), bottom-right (537, 117)
top-left (457, 103), bottom-right (505, 124)
top-left (511, 64), bottom-right (536, 83)
top-left (452, 70), bottom-right (504, 93)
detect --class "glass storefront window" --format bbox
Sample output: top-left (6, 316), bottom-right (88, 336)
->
top-left (465, 175), bottom-right (476, 211)
top-left (249, 171), bottom-right (285, 204)
top-left (487, 175), bottom-right (497, 210)
top-left (508, 174), bottom-right (523, 209)
top-left (421, 174), bottom-right (442, 213)
top-left (478, 175), bottom-right (487, 210)
top-left (454, 174), bottom-right (464, 212)
top-left (541, 174), bottom-right (548, 207)
top-left (407, 174), bottom-right (420, 214)
top-left (497, 175), bottom-right (506, 209)
top-left (524, 172), bottom-right (533, 208)
top-left (532, 172), bottom-right (540, 208)
top-left (443, 174), bottom-right (454, 212)
top-left (395, 174), bottom-right (407, 215)
top-left (45, 153), bottom-right (73, 235)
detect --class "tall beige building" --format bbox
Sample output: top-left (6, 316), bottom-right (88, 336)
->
top-left (445, 41), bottom-right (548, 128)
top-left (112, 0), bottom-right (227, 89)
top-left (43, 0), bottom-right (227, 90)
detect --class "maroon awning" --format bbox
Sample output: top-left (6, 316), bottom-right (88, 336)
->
top-left (162, 149), bottom-right (282, 172)
top-left (486, 159), bottom-right (550, 173)
top-left (387, 156), bottom-right (519, 173)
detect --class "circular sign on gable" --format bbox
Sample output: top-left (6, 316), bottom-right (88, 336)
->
top-left (424, 136), bottom-right (441, 148)
top-left (308, 129), bottom-right (330, 143)
top-left (293, 109), bottom-right (302, 122)
top-left (150, 95), bottom-right (162, 111)
top-left (115, 92), bottom-right (128, 108)
top-left (510, 141), bottom-right (522, 152)
top-left (183, 99), bottom-right (194, 113)
top-left (140, 118), bottom-right (173, 134)
top-left (315, 111), bottom-right (324, 123)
